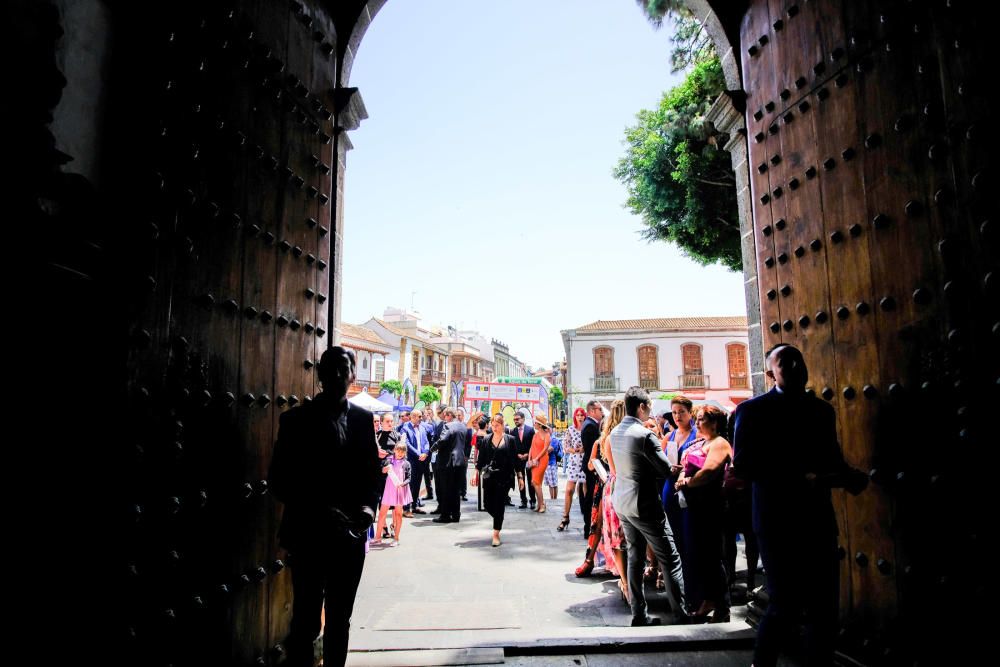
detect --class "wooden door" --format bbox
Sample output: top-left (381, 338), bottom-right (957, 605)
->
top-left (727, 344), bottom-right (748, 389)
top-left (637, 345), bottom-right (658, 389)
top-left (119, 1), bottom-right (341, 663)
top-left (593, 346), bottom-right (614, 377)
top-left (741, 0), bottom-right (991, 660)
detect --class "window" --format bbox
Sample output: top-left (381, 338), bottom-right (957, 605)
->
top-left (593, 346), bottom-right (615, 391)
top-left (374, 358), bottom-right (385, 384)
top-left (681, 343), bottom-right (705, 388)
top-left (727, 343), bottom-right (749, 389)
top-left (637, 345), bottom-right (658, 390)
top-left (411, 351), bottom-right (419, 375)
top-left (362, 357), bottom-right (368, 370)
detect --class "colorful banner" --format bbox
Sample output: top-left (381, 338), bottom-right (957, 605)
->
top-left (515, 384), bottom-right (539, 402)
top-left (538, 385), bottom-right (549, 420)
top-left (466, 383), bottom-right (491, 399)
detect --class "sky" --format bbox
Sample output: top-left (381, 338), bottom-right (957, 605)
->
top-left (342, 0), bottom-right (747, 370)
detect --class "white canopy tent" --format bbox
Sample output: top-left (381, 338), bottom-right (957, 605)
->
top-left (348, 390), bottom-right (396, 413)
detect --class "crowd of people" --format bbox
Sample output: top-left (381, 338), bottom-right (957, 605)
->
top-left (268, 344), bottom-right (869, 666)
top-left (361, 388), bottom-right (754, 627)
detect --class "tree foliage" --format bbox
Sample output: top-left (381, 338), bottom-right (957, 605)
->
top-left (634, 1), bottom-right (715, 73)
top-left (380, 379), bottom-right (403, 396)
top-left (417, 385), bottom-right (441, 405)
top-left (613, 57), bottom-right (741, 271)
top-left (548, 386), bottom-right (565, 407)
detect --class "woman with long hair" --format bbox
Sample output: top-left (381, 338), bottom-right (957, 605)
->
top-left (676, 404), bottom-right (733, 622)
top-left (472, 413), bottom-right (518, 546)
top-left (599, 400), bottom-right (629, 601)
top-left (558, 407), bottom-right (588, 531)
top-left (575, 399), bottom-right (626, 579)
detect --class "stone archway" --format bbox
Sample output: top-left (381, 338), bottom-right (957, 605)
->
top-left (29, 0), bottom-right (989, 663)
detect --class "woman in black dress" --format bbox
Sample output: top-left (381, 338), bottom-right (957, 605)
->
top-left (473, 413), bottom-right (517, 547)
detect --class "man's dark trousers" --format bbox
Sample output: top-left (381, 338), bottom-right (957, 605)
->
top-left (579, 470), bottom-right (596, 535)
top-left (408, 457), bottom-right (426, 506)
top-left (438, 466), bottom-right (464, 520)
top-left (286, 536), bottom-right (366, 667)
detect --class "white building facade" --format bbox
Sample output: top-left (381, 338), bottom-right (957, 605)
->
top-left (561, 316), bottom-right (752, 410)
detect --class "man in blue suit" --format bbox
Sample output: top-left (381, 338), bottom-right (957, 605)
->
top-left (400, 411), bottom-right (432, 515)
top-left (732, 344), bottom-right (867, 667)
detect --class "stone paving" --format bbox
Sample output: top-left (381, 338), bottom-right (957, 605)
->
top-left (345, 468), bottom-right (776, 666)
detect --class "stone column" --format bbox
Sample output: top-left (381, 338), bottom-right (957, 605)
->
top-left (705, 91), bottom-right (766, 396)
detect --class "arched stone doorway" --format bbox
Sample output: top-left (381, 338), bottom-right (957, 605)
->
top-left (27, 0), bottom-right (989, 664)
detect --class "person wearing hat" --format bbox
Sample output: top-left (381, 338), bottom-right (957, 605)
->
top-left (526, 413), bottom-right (553, 513)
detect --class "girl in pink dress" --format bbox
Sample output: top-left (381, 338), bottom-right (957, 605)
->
top-left (374, 442), bottom-right (413, 546)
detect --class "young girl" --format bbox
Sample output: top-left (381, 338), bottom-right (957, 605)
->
top-left (374, 442), bottom-right (413, 546)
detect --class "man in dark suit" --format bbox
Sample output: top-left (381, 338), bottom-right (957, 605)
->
top-left (268, 346), bottom-right (383, 667)
top-left (509, 410), bottom-right (536, 508)
top-left (429, 406), bottom-right (468, 522)
top-left (578, 400), bottom-right (603, 536)
top-left (732, 344), bottom-right (868, 667)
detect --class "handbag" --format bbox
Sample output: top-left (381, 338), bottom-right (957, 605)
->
top-left (526, 458), bottom-right (537, 469)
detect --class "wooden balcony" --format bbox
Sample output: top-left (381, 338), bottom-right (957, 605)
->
top-left (348, 380), bottom-right (383, 397)
top-left (639, 378), bottom-right (659, 390)
top-left (678, 374), bottom-right (710, 389)
top-left (421, 369), bottom-right (446, 385)
top-left (590, 376), bottom-right (620, 393)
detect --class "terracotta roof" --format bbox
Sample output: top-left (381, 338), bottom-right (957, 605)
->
top-left (338, 322), bottom-right (391, 348)
top-left (371, 318), bottom-right (445, 352)
top-left (573, 316), bottom-right (748, 332)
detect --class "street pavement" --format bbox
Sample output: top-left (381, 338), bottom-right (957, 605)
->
top-left (345, 467), bottom-right (785, 666)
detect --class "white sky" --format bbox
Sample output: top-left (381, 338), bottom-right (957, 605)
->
top-left (342, 0), bottom-right (747, 369)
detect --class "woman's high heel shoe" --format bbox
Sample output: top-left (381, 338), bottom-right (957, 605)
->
top-left (557, 514), bottom-right (570, 531)
top-left (575, 558), bottom-right (594, 577)
top-left (709, 610), bottom-right (731, 623)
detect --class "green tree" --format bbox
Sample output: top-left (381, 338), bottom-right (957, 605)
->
top-left (418, 385), bottom-right (441, 405)
top-left (613, 57), bottom-right (740, 271)
top-left (634, 1), bottom-right (715, 73)
top-left (548, 386), bottom-right (565, 407)
top-left (380, 379), bottom-right (403, 396)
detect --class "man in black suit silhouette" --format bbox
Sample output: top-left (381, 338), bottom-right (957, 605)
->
top-left (429, 406), bottom-right (468, 523)
top-left (509, 410), bottom-right (536, 508)
top-left (268, 346), bottom-right (383, 667)
top-left (732, 344), bottom-right (867, 667)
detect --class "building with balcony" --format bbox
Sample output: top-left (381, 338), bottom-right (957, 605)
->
top-left (337, 322), bottom-right (398, 398)
top-left (361, 308), bottom-right (451, 404)
top-left (561, 316), bottom-right (751, 410)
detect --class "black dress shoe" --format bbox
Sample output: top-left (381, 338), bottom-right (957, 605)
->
top-left (519, 502), bottom-right (528, 509)
top-left (630, 615), bottom-right (662, 627)
top-left (461, 495), bottom-right (468, 501)
top-left (431, 508), bottom-right (442, 514)
top-left (432, 516), bottom-right (451, 523)
top-left (528, 501), bottom-right (536, 509)
top-left (505, 498), bottom-right (514, 506)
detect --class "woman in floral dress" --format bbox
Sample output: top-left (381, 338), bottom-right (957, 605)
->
top-left (558, 408), bottom-right (588, 531)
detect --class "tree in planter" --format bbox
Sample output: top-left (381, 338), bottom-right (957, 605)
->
top-left (417, 385), bottom-right (441, 407)
top-left (380, 379), bottom-right (403, 397)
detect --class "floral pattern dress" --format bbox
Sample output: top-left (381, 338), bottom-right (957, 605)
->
top-left (565, 426), bottom-right (587, 483)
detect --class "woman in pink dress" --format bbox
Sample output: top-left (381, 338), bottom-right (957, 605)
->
top-left (373, 442), bottom-right (413, 546)
top-left (598, 399), bottom-right (629, 602)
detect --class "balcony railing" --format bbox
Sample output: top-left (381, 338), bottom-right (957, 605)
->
top-left (348, 380), bottom-right (383, 397)
top-left (639, 378), bottom-right (659, 390)
top-left (730, 375), bottom-right (749, 389)
top-left (453, 373), bottom-right (484, 383)
top-left (590, 376), bottom-right (620, 392)
top-left (678, 374), bottom-right (710, 389)
top-left (421, 369), bottom-right (446, 385)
